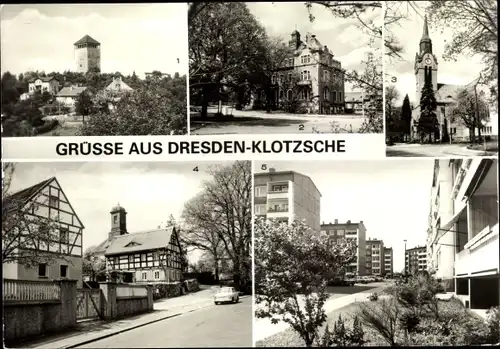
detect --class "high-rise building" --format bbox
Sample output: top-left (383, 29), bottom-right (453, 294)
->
top-left (405, 246), bottom-right (427, 274)
top-left (428, 158), bottom-right (499, 310)
top-left (254, 169), bottom-right (321, 232)
top-left (366, 238), bottom-right (384, 276)
top-left (383, 247), bottom-right (393, 276)
top-left (74, 35), bottom-right (101, 73)
top-left (320, 220), bottom-right (367, 276)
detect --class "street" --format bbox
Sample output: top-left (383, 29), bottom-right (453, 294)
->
top-left (190, 109), bottom-right (366, 134)
top-left (76, 297), bottom-right (252, 348)
top-left (386, 143), bottom-right (494, 157)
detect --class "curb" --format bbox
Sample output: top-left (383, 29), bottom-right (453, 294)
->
top-left (58, 303), bottom-right (214, 349)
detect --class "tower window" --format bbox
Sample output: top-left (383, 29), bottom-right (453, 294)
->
top-left (114, 215), bottom-right (118, 224)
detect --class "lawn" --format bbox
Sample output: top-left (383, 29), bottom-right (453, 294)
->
top-left (467, 140), bottom-right (499, 153)
top-left (256, 297), bottom-right (483, 347)
top-left (36, 121), bottom-right (82, 137)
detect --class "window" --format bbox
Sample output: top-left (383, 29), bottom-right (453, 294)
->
top-left (59, 229), bottom-right (69, 244)
top-left (114, 215), bottom-right (118, 224)
top-left (255, 186), bottom-right (267, 197)
top-left (288, 73), bottom-right (292, 81)
top-left (254, 204), bottom-right (266, 215)
top-left (287, 90), bottom-right (292, 100)
top-left (339, 91), bottom-right (342, 101)
top-left (279, 75), bottom-right (284, 83)
top-left (154, 271), bottom-right (160, 279)
top-left (49, 195), bottom-right (59, 208)
top-left (129, 255), bottom-right (134, 263)
top-left (324, 88), bottom-right (329, 101)
top-left (38, 263), bottom-right (47, 277)
top-left (337, 230), bottom-right (345, 236)
top-left (60, 265), bottom-right (68, 278)
top-left (333, 91), bottom-right (337, 102)
top-left (141, 254), bottom-right (146, 261)
top-left (271, 75), bottom-right (276, 84)
top-left (142, 272), bottom-right (147, 280)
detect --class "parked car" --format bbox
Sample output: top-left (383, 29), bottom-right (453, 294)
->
top-left (374, 276), bottom-right (383, 282)
top-left (214, 286), bottom-right (239, 305)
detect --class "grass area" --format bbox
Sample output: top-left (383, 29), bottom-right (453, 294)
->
top-left (256, 297), bottom-right (478, 347)
top-left (37, 121), bottom-right (81, 137)
top-left (467, 140), bottom-right (498, 152)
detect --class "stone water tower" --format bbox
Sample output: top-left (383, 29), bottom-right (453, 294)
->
top-left (74, 35), bottom-right (101, 73)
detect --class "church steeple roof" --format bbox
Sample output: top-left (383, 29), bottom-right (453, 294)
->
top-left (420, 15), bottom-right (431, 43)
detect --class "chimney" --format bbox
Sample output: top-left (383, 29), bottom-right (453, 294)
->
top-left (269, 168), bottom-right (276, 172)
top-left (311, 34), bottom-right (316, 39)
top-left (347, 220), bottom-right (351, 224)
top-left (334, 219), bottom-right (338, 224)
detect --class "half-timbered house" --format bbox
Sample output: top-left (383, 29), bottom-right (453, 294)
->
top-left (94, 204), bottom-right (184, 283)
top-left (2, 177), bottom-right (85, 286)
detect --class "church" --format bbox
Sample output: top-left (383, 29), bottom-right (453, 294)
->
top-left (411, 16), bottom-right (497, 141)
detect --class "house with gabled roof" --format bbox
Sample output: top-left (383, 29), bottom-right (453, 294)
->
top-left (93, 204), bottom-right (184, 283)
top-left (28, 76), bottom-right (60, 95)
top-left (2, 177), bottom-right (85, 287)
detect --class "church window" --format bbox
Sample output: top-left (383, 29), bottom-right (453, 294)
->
top-left (333, 91), bottom-right (337, 102)
top-left (271, 75), bottom-right (276, 84)
top-left (287, 90), bottom-right (292, 100)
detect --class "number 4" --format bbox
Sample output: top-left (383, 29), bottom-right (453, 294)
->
top-left (193, 166), bottom-right (199, 172)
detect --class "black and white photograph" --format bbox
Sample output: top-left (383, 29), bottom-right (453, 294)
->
top-left (188, 1), bottom-right (383, 135)
top-left (2, 161), bottom-right (252, 348)
top-left (384, 1), bottom-right (498, 157)
top-left (1, 4), bottom-right (188, 137)
top-left (253, 160), bottom-right (499, 347)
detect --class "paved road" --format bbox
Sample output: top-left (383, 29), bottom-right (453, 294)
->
top-left (77, 297), bottom-right (252, 348)
top-left (190, 110), bottom-right (365, 134)
top-left (386, 143), bottom-right (493, 157)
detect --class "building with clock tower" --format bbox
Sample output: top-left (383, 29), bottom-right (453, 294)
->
top-left (411, 16), bottom-right (497, 141)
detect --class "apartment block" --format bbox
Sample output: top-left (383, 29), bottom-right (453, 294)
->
top-left (366, 238), bottom-right (384, 276)
top-left (384, 247), bottom-right (393, 276)
top-left (428, 159), bottom-right (499, 310)
top-left (320, 220), bottom-right (367, 276)
top-left (254, 169), bottom-right (321, 232)
top-left (405, 246), bottom-right (427, 274)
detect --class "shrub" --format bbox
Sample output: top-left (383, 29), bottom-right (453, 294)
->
top-left (369, 292), bottom-right (379, 301)
top-left (318, 315), bottom-right (366, 347)
top-left (33, 119), bottom-right (59, 135)
top-left (358, 298), bottom-right (401, 346)
top-left (486, 306), bottom-right (500, 343)
top-left (399, 310), bottom-right (420, 333)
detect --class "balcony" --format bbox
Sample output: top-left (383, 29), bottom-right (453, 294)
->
top-left (267, 207), bottom-right (289, 213)
top-left (455, 223), bottom-right (499, 277)
top-left (297, 79), bottom-right (312, 86)
top-left (267, 189), bottom-right (290, 200)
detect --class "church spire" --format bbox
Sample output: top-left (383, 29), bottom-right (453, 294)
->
top-left (419, 15), bottom-right (432, 54)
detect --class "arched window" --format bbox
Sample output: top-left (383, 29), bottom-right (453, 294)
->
top-left (324, 87), bottom-right (329, 101)
top-left (271, 75), bottom-right (276, 84)
top-left (300, 71), bottom-right (304, 80)
top-left (279, 74), bottom-right (284, 84)
top-left (279, 89), bottom-right (284, 99)
top-left (333, 90), bottom-right (337, 102)
top-left (287, 90), bottom-right (292, 100)
top-left (306, 71), bottom-right (311, 80)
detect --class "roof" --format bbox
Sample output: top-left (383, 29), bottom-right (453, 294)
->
top-left (104, 227), bottom-right (176, 256)
top-left (4, 177), bottom-right (54, 212)
top-left (57, 86), bottom-right (87, 97)
top-left (28, 76), bottom-right (58, 83)
top-left (105, 78), bottom-right (133, 92)
top-left (435, 76), bottom-right (480, 103)
top-left (74, 35), bottom-right (100, 46)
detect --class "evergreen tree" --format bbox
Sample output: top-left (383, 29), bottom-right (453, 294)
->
top-left (417, 68), bottom-right (438, 142)
top-left (401, 94), bottom-right (412, 141)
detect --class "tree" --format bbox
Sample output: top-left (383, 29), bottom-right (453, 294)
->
top-left (181, 161), bottom-right (251, 291)
top-left (75, 91), bottom-right (93, 120)
top-left (401, 94), bottom-right (412, 141)
top-left (449, 88), bottom-right (490, 143)
top-left (182, 194), bottom-right (224, 282)
top-left (1, 72), bottom-right (21, 114)
top-left (82, 246), bottom-right (106, 282)
top-left (427, 0), bottom-right (498, 104)
top-left (189, 2), bottom-right (266, 118)
top-left (385, 85), bottom-right (401, 137)
top-left (2, 163), bottom-right (70, 268)
top-left (254, 217), bottom-right (356, 347)
top-left (417, 69), bottom-right (438, 142)
top-left (80, 74), bottom-right (187, 136)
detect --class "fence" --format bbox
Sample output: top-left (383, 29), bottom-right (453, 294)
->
top-left (3, 279), bottom-right (61, 302)
top-left (116, 284), bottom-right (148, 298)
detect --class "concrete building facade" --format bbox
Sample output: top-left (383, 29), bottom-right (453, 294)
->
top-left (384, 247), bottom-right (394, 276)
top-left (254, 169), bottom-right (321, 232)
top-left (428, 158), bottom-right (499, 309)
top-left (405, 246), bottom-right (427, 274)
top-left (366, 238), bottom-right (384, 276)
top-left (320, 220), bottom-right (367, 276)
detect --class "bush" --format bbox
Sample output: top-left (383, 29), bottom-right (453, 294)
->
top-left (486, 306), bottom-right (500, 343)
top-left (318, 315), bottom-right (366, 347)
top-left (33, 119), bottom-right (59, 135)
top-left (152, 282), bottom-right (183, 300)
top-left (369, 293), bottom-right (379, 301)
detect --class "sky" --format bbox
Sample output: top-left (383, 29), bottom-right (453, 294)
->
top-left (254, 160), bottom-right (434, 273)
top-left (247, 2), bottom-right (383, 92)
top-left (385, 1), bottom-right (486, 106)
top-left (0, 4), bottom-right (188, 78)
top-left (6, 161), bottom-right (235, 263)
